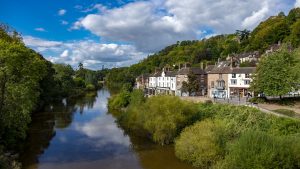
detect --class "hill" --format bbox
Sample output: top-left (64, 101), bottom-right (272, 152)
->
top-left (105, 8), bottom-right (300, 89)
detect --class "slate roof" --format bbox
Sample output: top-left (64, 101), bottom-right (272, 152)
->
top-left (177, 67), bottom-right (206, 75)
top-left (206, 61), bottom-right (256, 74)
top-left (206, 61), bottom-right (232, 74)
top-left (232, 67), bottom-right (256, 74)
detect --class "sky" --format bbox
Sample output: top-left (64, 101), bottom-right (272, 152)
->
top-left (0, 0), bottom-right (299, 70)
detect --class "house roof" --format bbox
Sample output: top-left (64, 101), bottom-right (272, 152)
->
top-left (207, 61), bottom-right (232, 74)
top-left (205, 65), bottom-right (215, 72)
top-left (177, 67), bottom-right (206, 75)
top-left (165, 71), bottom-right (177, 77)
top-left (206, 61), bottom-right (256, 74)
top-left (236, 51), bottom-right (260, 59)
top-left (232, 67), bottom-right (256, 74)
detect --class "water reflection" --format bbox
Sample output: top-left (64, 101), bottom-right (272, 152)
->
top-left (20, 89), bottom-right (195, 169)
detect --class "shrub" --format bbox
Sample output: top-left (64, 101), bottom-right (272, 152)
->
top-left (108, 90), bottom-right (130, 110)
top-left (129, 89), bottom-right (145, 106)
top-left (217, 131), bottom-right (300, 169)
top-left (118, 95), bottom-right (200, 144)
top-left (85, 84), bottom-right (95, 91)
top-left (175, 119), bottom-right (227, 168)
top-left (142, 96), bottom-right (199, 144)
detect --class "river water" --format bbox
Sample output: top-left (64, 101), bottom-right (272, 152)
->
top-left (20, 89), bottom-right (195, 169)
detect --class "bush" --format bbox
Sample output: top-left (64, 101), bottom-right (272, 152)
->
top-left (108, 90), bottom-right (130, 110)
top-left (119, 96), bottom-right (200, 144)
top-left (175, 119), bottom-right (227, 168)
top-left (85, 84), bottom-right (95, 91)
top-left (73, 77), bottom-right (85, 88)
top-left (217, 131), bottom-right (300, 169)
top-left (198, 104), bottom-right (300, 137)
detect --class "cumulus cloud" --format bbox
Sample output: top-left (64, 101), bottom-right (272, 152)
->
top-left (58, 9), bottom-right (67, 16)
top-left (72, 0), bottom-right (293, 53)
top-left (34, 27), bottom-right (46, 32)
top-left (60, 50), bottom-right (69, 57)
top-left (296, 0), bottom-right (300, 7)
top-left (23, 36), bottom-right (63, 52)
top-left (74, 114), bottom-right (131, 147)
top-left (23, 36), bottom-right (146, 69)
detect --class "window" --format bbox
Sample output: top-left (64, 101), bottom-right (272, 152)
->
top-left (245, 74), bottom-right (250, 78)
top-left (217, 81), bottom-right (225, 88)
top-left (232, 73), bottom-right (236, 78)
top-left (231, 79), bottom-right (237, 85)
top-left (244, 80), bottom-right (250, 85)
top-left (211, 81), bottom-right (215, 88)
top-left (219, 74), bottom-right (222, 79)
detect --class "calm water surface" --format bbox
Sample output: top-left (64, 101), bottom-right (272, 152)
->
top-left (20, 89), bottom-right (195, 169)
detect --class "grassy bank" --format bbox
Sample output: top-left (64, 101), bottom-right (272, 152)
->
top-left (108, 89), bottom-right (300, 169)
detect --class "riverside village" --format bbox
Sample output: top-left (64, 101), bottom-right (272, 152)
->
top-left (2, 2), bottom-right (300, 169)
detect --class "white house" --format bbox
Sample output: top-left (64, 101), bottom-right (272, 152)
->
top-left (148, 68), bottom-right (177, 95)
top-left (227, 67), bottom-right (256, 97)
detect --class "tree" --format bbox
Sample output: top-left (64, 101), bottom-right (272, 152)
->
top-left (236, 29), bottom-right (250, 42)
top-left (187, 71), bottom-right (201, 96)
top-left (251, 46), bottom-right (299, 98)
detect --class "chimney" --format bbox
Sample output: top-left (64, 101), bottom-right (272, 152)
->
top-left (230, 57), bottom-right (233, 69)
top-left (178, 64), bottom-right (181, 70)
top-left (200, 62), bottom-right (203, 69)
top-left (218, 58), bottom-right (220, 63)
top-left (184, 63), bottom-right (187, 68)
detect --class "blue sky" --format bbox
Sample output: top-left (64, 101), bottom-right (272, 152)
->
top-left (0, 0), bottom-right (299, 70)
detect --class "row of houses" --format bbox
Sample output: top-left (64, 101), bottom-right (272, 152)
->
top-left (136, 62), bottom-right (256, 98)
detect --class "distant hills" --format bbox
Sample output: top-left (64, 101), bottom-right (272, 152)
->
top-left (105, 8), bottom-right (300, 88)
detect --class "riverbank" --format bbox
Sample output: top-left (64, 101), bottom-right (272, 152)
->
top-left (108, 88), bottom-right (300, 169)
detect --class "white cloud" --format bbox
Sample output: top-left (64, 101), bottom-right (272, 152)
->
top-left (73, 0), bottom-right (293, 53)
top-left (23, 36), bottom-right (62, 52)
top-left (81, 4), bottom-right (107, 13)
top-left (34, 27), bottom-right (46, 32)
top-left (61, 20), bottom-right (69, 25)
top-left (296, 0), bottom-right (300, 7)
top-left (60, 50), bottom-right (69, 57)
top-left (58, 9), bottom-right (67, 16)
top-left (23, 36), bottom-right (146, 69)
top-left (74, 114), bottom-right (131, 147)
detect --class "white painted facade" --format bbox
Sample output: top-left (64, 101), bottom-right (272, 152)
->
top-left (148, 70), bottom-right (177, 95)
top-left (228, 73), bottom-right (252, 88)
top-left (228, 72), bottom-right (253, 97)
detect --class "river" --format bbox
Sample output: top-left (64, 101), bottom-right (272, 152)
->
top-left (19, 89), bottom-right (195, 169)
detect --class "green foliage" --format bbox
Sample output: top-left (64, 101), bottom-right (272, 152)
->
top-left (108, 89), bottom-right (131, 110)
top-left (187, 71), bottom-right (201, 95)
top-left (112, 95), bottom-right (200, 144)
top-left (141, 96), bottom-right (198, 144)
top-left (217, 131), bottom-right (300, 169)
top-left (129, 89), bottom-right (145, 106)
top-left (0, 27), bottom-right (49, 148)
top-left (274, 109), bottom-right (296, 117)
top-left (251, 46), bottom-right (300, 97)
top-left (175, 103), bottom-right (300, 169)
top-left (73, 77), bottom-right (86, 88)
top-left (85, 84), bottom-right (95, 91)
top-left (175, 119), bottom-right (227, 168)
top-left (53, 64), bottom-right (75, 96)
